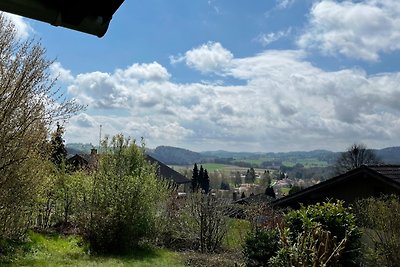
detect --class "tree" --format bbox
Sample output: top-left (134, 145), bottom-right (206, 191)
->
top-left (335, 143), bottom-right (381, 174)
top-left (0, 14), bottom-right (81, 241)
top-left (245, 168), bottom-right (256, 183)
top-left (234, 171), bottom-right (242, 187)
top-left (265, 186), bottom-right (276, 199)
top-left (260, 170), bottom-right (271, 187)
top-left (192, 163), bottom-right (199, 192)
top-left (203, 169), bottom-right (210, 193)
top-left (86, 135), bottom-right (167, 253)
top-left (50, 122), bottom-right (67, 168)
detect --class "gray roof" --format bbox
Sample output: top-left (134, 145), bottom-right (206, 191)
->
top-left (272, 165), bottom-right (400, 208)
top-left (146, 155), bottom-right (191, 185)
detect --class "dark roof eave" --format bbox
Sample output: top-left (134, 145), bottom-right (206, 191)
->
top-left (0, 0), bottom-right (124, 37)
top-left (272, 165), bottom-right (400, 207)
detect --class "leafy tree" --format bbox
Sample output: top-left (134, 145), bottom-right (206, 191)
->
top-left (192, 163), bottom-right (199, 192)
top-left (234, 171), bottom-right (242, 187)
top-left (259, 170), bottom-right (271, 187)
top-left (335, 143), bottom-right (381, 174)
top-left (85, 135), bottom-right (167, 253)
top-left (245, 170), bottom-right (252, 183)
top-left (220, 181), bottom-right (230, 190)
top-left (0, 14), bottom-right (81, 241)
top-left (355, 195), bottom-right (400, 266)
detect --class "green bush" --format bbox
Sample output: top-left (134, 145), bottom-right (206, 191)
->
top-left (242, 201), bottom-right (361, 267)
top-left (355, 195), bottom-right (400, 267)
top-left (84, 135), bottom-right (167, 254)
top-left (243, 229), bottom-right (279, 266)
top-left (284, 201), bottom-right (361, 266)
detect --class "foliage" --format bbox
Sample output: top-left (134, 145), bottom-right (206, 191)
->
top-left (50, 123), bottom-right (68, 168)
top-left (191, 163), bottom-right (199, 192)
top-left (245, 168), bottom-right (256, 183)
top-left (243, 229), bottom-right (279, 267)
top-left (220, 181), bottom-right (230, 190)
top-left (334, 143), bottom-right (381, 174)
top-left (242, 201), bottom-right (360, 267)
top-left (191, 164), bottom-right (210, 193)
top-left (158, 192), bottom-right (233, 253)
top-left (269, 224), bottom-right (347, 267)
top-left (284, 201), bottom-right (361, 266)
top-left (36, 170), bottom-right (92, 229)
top-left (85, 135), bottom-right (167, 254)
top-left (355, 195), bottom-right (400, 267)
top-left (0, 14), bottom-right (81, 242)
top-left (186, 192), bottom-right (231, 253)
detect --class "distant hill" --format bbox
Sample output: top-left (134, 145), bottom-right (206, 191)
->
top-left (66, 143), bottom-right (400, 166)
top-left (375, 147), bottom-right (400, 164)
top-left (66, 143), bottom-right (96, 156)
top-left (149, 146), bottom-right (203, 165)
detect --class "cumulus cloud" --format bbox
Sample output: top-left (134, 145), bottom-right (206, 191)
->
top-left (2, 13), bottom-right (33, 39)
top-left (298, 0), bottom-right (400, 61)
top-left (65, 42), bottom-right (400, 151)
top-left (50, 62), bottom-right (74, 82)
top-left (170, 42), bottom-right (233, 74)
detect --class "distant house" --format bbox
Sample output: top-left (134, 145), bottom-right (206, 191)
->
top-left (145, 155), bottom-right (191, 188)
top-left (67, 148), bottom-right (98, 172)
top-left (272, 165), bottom-right (400, 209)
top-left (67, 150), bottom-right (191, 188)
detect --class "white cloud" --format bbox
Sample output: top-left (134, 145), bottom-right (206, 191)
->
top-left (276, 0), bottom-right (296, 9)
top-left (256, 28), bottom-right (292, 46)
top-left (2, 13), bottom-right (33, 39)
top-left (50, 62), bottom-right (74, 82)
top-left (170, 42), bottom-right (233, 74)
top-left (65, 43), bottom-right (400, 152)
top-left (298, 0), bottom-right (400, 61)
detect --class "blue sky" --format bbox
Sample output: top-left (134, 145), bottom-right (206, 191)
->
top-left (4, 0), bottom-right (400, 152)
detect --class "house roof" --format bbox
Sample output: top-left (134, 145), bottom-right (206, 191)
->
top-left (272, 165), bottom-right (400, 208)
top-left (0, 0), bottom-right (124, 37)
top-left (145, 155), bottom-right (191, 185)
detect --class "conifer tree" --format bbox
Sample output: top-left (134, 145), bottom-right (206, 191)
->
top-left (192, 163), bottom-right (199, 192)
top-left (203, 169), bottom-right (210, 193)
top-left (50, 122), bottom-right (67, 168)
top-left (198, 165), bottom-right (204, 191)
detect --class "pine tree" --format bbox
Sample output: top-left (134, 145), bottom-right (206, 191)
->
top-left (203, 169), bottom-right (210, 193)
top-left (198, 165), bottom-right (204, 191)
top-left (50, 122), bottom-right (67, 168)
top-left (192, 163), bottom-right (199, 192)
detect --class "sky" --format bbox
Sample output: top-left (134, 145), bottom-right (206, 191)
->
top-left (4, 0), bottom-right (400, 152)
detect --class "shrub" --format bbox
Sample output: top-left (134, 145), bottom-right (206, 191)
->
top-left (243, 229), bottom-right (279, 266)
top-left (84, 135), bottom-right (167, 254)
top-left (284, 201), bottom-right (361, 266)
top-left (355, 195), bottom-right (400, 267)
top-left (269, 224), bottom-right (347, 267)
top-left (242, 201), bottom-right (360, 267)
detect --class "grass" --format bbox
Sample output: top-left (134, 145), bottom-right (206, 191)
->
top-left (223, 219), bottom-right (251, 250)
top-left (2, 232), bottom-right (185, 267)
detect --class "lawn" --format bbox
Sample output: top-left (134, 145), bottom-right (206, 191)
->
top-left (2, 232), bottom-right (185, 267)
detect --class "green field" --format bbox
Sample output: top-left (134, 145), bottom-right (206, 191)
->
top-left (282, 158), bottom-right (329, 168)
